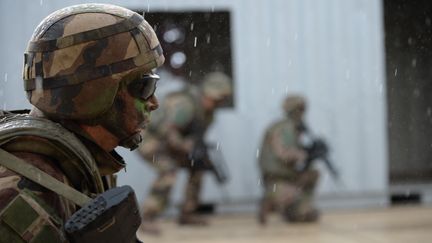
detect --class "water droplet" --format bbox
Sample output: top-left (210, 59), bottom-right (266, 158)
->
top-left (413, 88), bottom-right (420, 98)
top-left (394, 68), bottom-right (398, 77)
top-left (426, 17), bottom-right (431, 26)
top-left (266, 37), bottom-right (271, 47)
top-left (189, 70), bottom-right (193, 77)
top-left (194, 37), bottom-right (197, 47)
top-left (379, 83), bottom-right (384, 93)
top-left (407, 37), bottom-right (413, 45)
top-left (206, 34), bottom-right (211, 44)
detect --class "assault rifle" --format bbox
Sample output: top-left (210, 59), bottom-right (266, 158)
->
top-left (189, 138), bottom-right (229, 184)
top-left (297, 123), bottom-right (340, 181)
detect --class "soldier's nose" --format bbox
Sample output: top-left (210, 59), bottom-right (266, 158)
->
top-left (147, 95), bottom-right (159, 111)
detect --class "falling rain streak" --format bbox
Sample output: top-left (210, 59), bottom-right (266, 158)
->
top-left (394, 68), bottom-right (398, 77)
top-left (4, 73), bottom-right (7, 83)
top-left (194, 37), bottom-right (198, 47)
top-left (190, 22), bottom-right (194, 31)
top-left (256, 149), bottom-right (260, 158)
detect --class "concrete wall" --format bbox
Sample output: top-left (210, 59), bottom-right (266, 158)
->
top-left (0, 0), bottom-right (388, 210)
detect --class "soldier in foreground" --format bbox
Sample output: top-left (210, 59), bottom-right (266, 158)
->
top-left (138, 72), bottom-right (232, 234)
top-left (258, 95), bottom-right (320, 225)
top-left (0, 4), bottom-right (164, 242)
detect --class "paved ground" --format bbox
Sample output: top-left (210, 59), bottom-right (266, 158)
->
top-left (138, 206), bottom-right (432, 243)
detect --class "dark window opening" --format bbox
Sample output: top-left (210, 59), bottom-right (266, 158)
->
top-left (140, 11), bottom-right (234, 106)
top-left (384, 0), bottom-right (432, 184)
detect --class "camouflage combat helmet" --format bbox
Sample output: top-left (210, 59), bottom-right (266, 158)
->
top-left (283, 95), bottom-right (306, 113)
top-left (201, 72), bottom-right (232, 100)
top-left (22, 3), bottom-right (165, 120)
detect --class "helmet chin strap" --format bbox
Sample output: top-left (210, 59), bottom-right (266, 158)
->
top-left (119, 132), bottom-right (142, 151)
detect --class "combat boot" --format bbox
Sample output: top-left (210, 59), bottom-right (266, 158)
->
top-left (284, 207), bottom-right (320, 223)
top-left (178, 213), bottom-right (209, 226)
top-left (258, 197), bottom-right (273, 225)
top-left (140, 211), bottom-right (162, 235)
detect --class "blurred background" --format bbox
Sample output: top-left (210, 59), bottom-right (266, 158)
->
top-left (0, 0), bottom-right (431, 241)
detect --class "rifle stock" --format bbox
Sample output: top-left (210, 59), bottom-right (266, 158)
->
top-left (189, 140), bottom-right (229, 184)
top-left (300, 137), bottom-right (340, 181)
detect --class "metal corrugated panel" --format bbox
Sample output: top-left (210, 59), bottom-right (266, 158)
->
top-left (0, 0), bottom-right (387, 206)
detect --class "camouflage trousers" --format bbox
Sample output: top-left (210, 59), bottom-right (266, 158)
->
top-left (141, 154), bottom-right (204, 220)
top-left (261, 169), bottom-right (319, 222)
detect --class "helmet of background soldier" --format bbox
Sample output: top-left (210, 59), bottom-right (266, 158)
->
top-left (283, 94), bottom-right (307, 115)
top-left (22, 3), bottom-right (165, 120)
top-left (200, 72), bottom-right (232, 101)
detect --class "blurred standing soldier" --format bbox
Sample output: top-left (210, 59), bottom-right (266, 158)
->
top-left (258, 95), bottom-right (320, 225)
top-left (138, 72), bottom-right (232, 234)
top-left (0, 4), bottom-right (164, 242)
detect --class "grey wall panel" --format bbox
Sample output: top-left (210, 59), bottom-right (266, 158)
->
top-left (0, 0), bottom-right (387, 208)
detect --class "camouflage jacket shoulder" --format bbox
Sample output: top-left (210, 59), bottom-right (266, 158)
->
top-left (258, 118), bottom-right (300, 177)
top-left (0, 113), bottom-right (105, 194)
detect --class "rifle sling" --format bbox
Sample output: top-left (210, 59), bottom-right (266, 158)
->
top-left (0, 148), bottom-right (91, 207)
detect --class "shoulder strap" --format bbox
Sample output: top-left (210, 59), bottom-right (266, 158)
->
top-left (0, 148), bottom-right (91, 207)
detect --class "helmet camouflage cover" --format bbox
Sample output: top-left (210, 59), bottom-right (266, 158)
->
top-left (22, 3), bottom-right (165, 120)
top-left (201, 72), bottom-right (232, 100)
top-left (283, 94), bottom-right (306, 113)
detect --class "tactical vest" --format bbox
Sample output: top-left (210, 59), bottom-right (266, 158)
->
top-left (0, 112), bottom-right (105, 196)
top-left (259, 119), bottom-right (298, 179)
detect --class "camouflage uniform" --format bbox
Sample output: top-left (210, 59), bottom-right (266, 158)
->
top-left (138, 72), bottom-right (232, 233)
top-left (258, 95), bottom-right (320, 224)
top-left (0, 4), bottom-right (164, 242)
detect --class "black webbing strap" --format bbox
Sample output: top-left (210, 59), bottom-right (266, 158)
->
top-left (26, 13), bottom-right (143, 52)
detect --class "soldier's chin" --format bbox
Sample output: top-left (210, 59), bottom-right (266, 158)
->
top-left (119, 132), bottom-right (142, 151)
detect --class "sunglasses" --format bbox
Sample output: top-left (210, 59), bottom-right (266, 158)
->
top-left (127, 73), bottom-right (160, 100)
